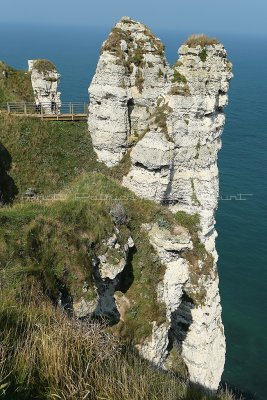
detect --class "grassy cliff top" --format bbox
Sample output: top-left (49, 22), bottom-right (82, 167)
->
top-left (0, 61), bottom-right (34, 104)
top-left (33, 59), bottom-right (56, 74)
top-left (185, 34), bottom-right (219, 47)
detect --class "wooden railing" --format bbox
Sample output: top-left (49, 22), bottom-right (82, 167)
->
top-left (0, 102), bottom-right (89, 121)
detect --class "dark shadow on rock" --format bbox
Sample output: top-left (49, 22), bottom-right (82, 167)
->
top-left (0, 141), bottom-right (18, 204)
top-left (169, 292), bottom-right (194, 345)
top-left (116, 245), bottom-right (136, 293)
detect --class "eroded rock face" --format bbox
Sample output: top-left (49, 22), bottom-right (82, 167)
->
top-left (88, 17), bottom-right (169, 166)
top-left (28, 59), bottom-right (61, 114)
top-left (88, 22), bottom-right (232, 392)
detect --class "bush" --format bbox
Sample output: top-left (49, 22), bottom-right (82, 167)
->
top-left (33, 59), bottom-right (56, 74)
top-left (199, 48), bottom-right (208, 62)
top-left (172, 70), bottom-right (187, 84)
top-left (185, 34), bottom-right (219, 48)
top-left (110, 202), bottom-right (128, 225)
top-left (175, 211), bottom-right (200, 233)
top-left (168, 84), bottom-right (190, 96)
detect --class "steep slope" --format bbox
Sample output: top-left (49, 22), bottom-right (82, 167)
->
top-left (0, 61), bottom-right (34, 104)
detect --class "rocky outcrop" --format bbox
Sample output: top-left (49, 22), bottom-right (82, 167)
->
top-left (28, 59), bottom-right (61, 114)
top-left (88, 17), bottom-right (169, 166)
top-left (73, 228), bottom-right (135, 324)
top-left (88, 20), bottom-right (233, 392)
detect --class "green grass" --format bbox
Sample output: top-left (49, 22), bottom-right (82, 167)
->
top-left (0, 62), bottom-right (34, 104)
top-left (151, 103), bottom-right (173, 136)
top-left (0, 115), bottom-right (106, 197)
top-left (0, 55), bottom-right (238, 400)
top-left (0, 285), bottom-right (236, 400)
top-left (172, 69), bottom-right (187, 84)
top-left (199, 48), bottom-right (208, 62)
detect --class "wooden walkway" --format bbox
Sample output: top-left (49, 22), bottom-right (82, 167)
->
top-left (0, 102), bottom-right (88, 121)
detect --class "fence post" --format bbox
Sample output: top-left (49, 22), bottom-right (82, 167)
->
top-left (69, 102), bottom-right (71, 114)
top-left (41, 105), bottom-right (43, 120)
top-left (7, 103), bottom-right (10, 113)
top-left (24, 102), bottom-right (27, 115)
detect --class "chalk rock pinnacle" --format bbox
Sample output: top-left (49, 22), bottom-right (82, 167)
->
top-left (29, 59), bottom-right (61, 114)
top-left (88, 22), bottom-right (233, 391)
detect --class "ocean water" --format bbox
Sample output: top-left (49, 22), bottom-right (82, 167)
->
top-left (0, 23), bottom-right (266, 400)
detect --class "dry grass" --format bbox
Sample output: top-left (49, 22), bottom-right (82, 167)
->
top-left (33, 59), bottom-right (56, 74)
top-left (0, 284), bottom-right (185, 399)
top-left (0, 283), bottom-right (238, 400)
top-left (168, 84), bottom-right (190, 96)
top-left (185, 34), bottom-right (219, 48)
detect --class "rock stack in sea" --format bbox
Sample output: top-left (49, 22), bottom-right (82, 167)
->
top-left (88, 17), bottom-right (233, 391)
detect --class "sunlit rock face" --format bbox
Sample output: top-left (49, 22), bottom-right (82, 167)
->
top-left (29, 59), bottom-right (61, 114)
top-left (88, 20), bottom-right (233, 392)
top-left (88, 16), bottom-right (170, 166)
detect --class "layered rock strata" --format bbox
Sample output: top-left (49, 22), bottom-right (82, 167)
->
top-left (88, 16), bottom-right (169, 166)
top-left (88, 18), bottom-right (232, 391)
top-left (28, 59), bottom-right (61, 114)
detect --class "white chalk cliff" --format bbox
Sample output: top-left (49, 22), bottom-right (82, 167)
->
top-left (88, 17), bottom-right (233, 392)
top-left (28, 59), bottom-right (61, 114)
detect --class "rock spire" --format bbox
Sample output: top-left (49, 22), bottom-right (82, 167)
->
top-left (88, 19), bottom-right (233, 391)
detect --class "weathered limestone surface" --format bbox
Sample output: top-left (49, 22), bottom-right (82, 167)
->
top-left (88, 17), bottom-right (169, 166)
top-left (28, 59), bottom-right (61, 114)
top-left (88, 18), bottom-right (232, 392)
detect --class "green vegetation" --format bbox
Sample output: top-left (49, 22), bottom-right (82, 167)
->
top-left (172, 69), bottom-right (187, 84)
top-left (135, 68), bottom-right (144, 92)
top-left (0, 115), bottom-right (105, 196)
top-left (0, 284), bottom-right (235, 400)
top-left (199, 48), bottom-right (208, 62)
top-left (151, 103), bottom-right (173, 140)
top-left (115, 230), bottom-right (166, 341)
top-left (195, 139), bottom-right (201, 159)
top-left (102, 24), bottom-right (164, 73)
top-left (0, 61), bottom-right (34, 104)
top-left (33, 59), bottom-right (56, 74)
top-left (175, 211), bottom-right (200, 233)
top-left (185, 34), bottom-right (219, 48)
top-left (0, 69), bottom-right (237, 400)
top-left (169, 69), bottom-right (190, 96)
top-left (175, 211), bottom-right (213, 306)
top-left (158, 68), bottom-right (164, 78)
top-left (102, 27), bottom-right (131, 59)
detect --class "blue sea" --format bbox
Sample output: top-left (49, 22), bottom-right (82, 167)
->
top-left (0, 22), bottom-right (266, 400)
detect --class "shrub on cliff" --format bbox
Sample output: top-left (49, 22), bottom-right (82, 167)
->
top-left (185, 34), bottom-right (219, 47)
top-left (33, 59), bottom-right (56, 74)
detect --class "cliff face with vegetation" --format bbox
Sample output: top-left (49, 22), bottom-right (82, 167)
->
top-left (0, 23), bottom-right (234, 398)
top-left (89, 17), bottom-right (233, 390)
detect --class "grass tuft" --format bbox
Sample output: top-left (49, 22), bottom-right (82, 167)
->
top-left (185, 34), bottom-right (219, 48)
